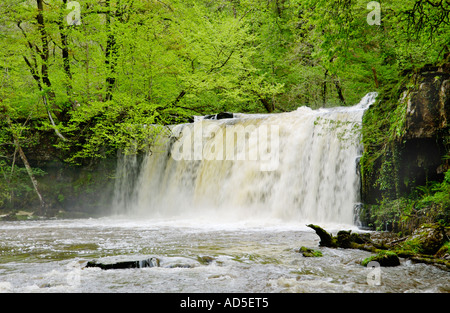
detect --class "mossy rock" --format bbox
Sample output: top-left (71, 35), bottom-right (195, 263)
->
top-left (299, 246), bottom-right (323, 257)
top-left (362, 251), bottom-right (400, 267)
top-left (197, 255), bottom-right (215, 265)
top-left (435, 242), bottom-right (450, 258)
top-left (0, 213), bottom-right (19, 221)
top-left (337, 230), bottom-right (352, 248)
top-left (401, 223), bottom-right (446, 255)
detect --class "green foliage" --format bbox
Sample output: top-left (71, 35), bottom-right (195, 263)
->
top-left (368, 170), bottom-right (450, 233)
top-left (359, 74), bottom-right (414, 201)
top-left (56, 96), bottom-right (172, 164)
top-left (361, 250), bottom-right (398, 267)
top-left (0, 0), bottom-right (448, 215)
top-left (0, 160), bottom-right (47, 209)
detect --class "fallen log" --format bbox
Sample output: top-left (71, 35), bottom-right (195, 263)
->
top-left (306, 224), bottom-right (373, 250)
top-left (306, 224), bottom-right (450, 270)
top-left (85, 257), bottom-right (160, 270)
top-left (306, 224), bottom-right (336, 247)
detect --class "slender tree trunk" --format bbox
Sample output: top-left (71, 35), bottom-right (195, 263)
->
top-left (172, 90), bottom-right (187, 106)
top-left (334, 77), bottom-right (346, 105)
top-left (371, 67), bottom-right (379, 88)
top-left (9, 148), bottom-right (17, 206)
top-left (36, 0), bottom-right (51, 89)
top-left (105, 0), bottom-right (118, 101)
top-left (23, 0), bottom-right (64, 123)
top-left (275, 0), bottom-right (285, 17)
top-left (260, 97), bottom-right (275, 113)
top-left (15, 140), bottom-right (46, 213)
top-left (58, 0), bottom-right (73, 97)
top-left (322, 69), bottom-right (328, 107)
top-left (6, 115), bottom-right (46, 214)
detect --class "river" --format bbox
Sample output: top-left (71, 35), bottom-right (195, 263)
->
top-left (0, 217), bottom-right (448, 293)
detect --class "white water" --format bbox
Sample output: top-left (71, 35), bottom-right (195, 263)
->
top-left (112, 92), bottom-right (378, 227)
top-left (1, 218), bottom-right (449, 293)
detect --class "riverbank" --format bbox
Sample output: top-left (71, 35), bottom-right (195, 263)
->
top-left (307, 224), bottom-right (450, 271)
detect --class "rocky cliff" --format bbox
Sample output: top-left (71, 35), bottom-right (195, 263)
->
top-left (359, 60), bottom-right (449, 230)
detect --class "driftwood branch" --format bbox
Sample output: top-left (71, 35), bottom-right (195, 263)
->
top-left (307, 224), bottom-right (450, 270)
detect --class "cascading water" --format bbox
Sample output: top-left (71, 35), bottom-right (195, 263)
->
top-left (112, 93), bottom-right (378, 226)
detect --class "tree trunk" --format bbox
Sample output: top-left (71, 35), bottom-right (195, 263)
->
top-left (105, 0), bottom-right (118, 101)
top-left (322, 69), bottom-right (328, 107)
top-left (371, 67), bottom-right (379, 88)
top-left (260, 97), bottom-right (275, 113)
top-left (58, 0), bottom-right (73, 98)
top-left (36, 0), bottom-right (51, 89)
top-left (334, 78), bottom-right (346, 105)
top-left (6, 115), bottom-right (46, 214)
top-left (15, 140), bottom-right (46, 214)
top-left (22, 1), bottom-right (63, 122)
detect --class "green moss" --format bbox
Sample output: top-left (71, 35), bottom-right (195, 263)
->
top-left (436, 242), bottom-right (450, 257)
top-left (299, 246), bottom-right (323, 257)
top-left (401, 237), bottom-right (423, 254)
top-left (361, 250), bottom-right (400, 267)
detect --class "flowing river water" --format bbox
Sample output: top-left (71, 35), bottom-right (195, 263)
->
top-left (1, 93), bottom-right (449, 293)
top-left (0, 218), bottom-right (449, 293)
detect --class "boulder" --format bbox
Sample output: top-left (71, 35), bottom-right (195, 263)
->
top-left (403, 223), bottom-right (446, 255)
top-left (299, 246), bottom-right (322, 257)
top-left (85, 257), bottom-right (160, 270)
top-left (307, 224), bottom-right (450, 269)
top-left (362, 251), bottom-right (400, 267)
top-left (404, 72), bottom-right (449, 139)
top-left (216, 112), bottom-right (234, 120)
top-left (203, 112), bottom-right (234, 120)
top-left (337, 230), bottom-right (353, 248)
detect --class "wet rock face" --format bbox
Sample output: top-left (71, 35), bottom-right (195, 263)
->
top-left (404, 71), bottom-right (449, 139)
top-left (360, 66), bottom-right (449, 217)
top-left (401, 70), bottom-right (449, 184)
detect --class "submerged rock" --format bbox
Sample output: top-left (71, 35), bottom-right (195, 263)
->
top-left (362, 251), bottom-right (401, 267)
top-left (298, 246), bottom-right (322, 257)
top-left (84, 256), bottom-right (209, 270)
top-left (203, 112), bottom-right (234, 120)
top-left (85, 257), bottom-right (160, 270)
top-left (197, 255), bottom-right (216, 265)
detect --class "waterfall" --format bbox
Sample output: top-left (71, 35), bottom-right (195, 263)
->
top-left (112, 93), bottom-right (378, 225)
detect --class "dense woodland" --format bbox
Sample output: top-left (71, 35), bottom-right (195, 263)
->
top-left (0, 0), bottom-right (448, 230)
